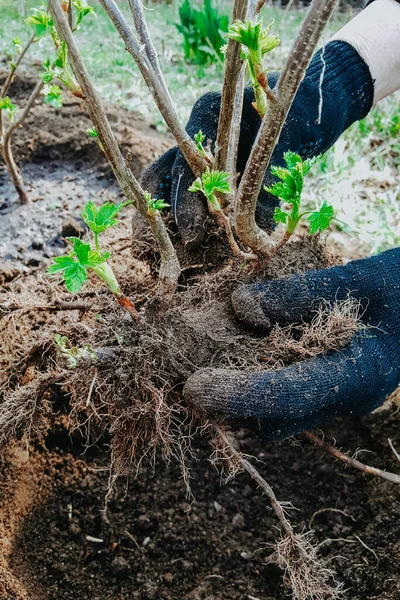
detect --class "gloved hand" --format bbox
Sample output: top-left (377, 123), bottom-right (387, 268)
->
top-left (184, 249), bottom-right (400, 440)
top-left (142, 41), bottom-right (373, 248)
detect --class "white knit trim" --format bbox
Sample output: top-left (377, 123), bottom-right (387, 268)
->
top-left (331, 0), bottom-right (400, 104)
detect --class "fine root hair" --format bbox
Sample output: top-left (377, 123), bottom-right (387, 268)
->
top-left (269, 531), bottom-right (345, 600)
top-left (268, 296), bottom-right (363, 361)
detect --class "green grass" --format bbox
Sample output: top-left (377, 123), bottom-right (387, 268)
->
top-left (0, 0), bottom-right (399, 254)
top-left (0, 0), bottom-right (353, 127)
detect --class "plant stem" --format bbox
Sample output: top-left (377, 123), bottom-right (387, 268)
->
top-left (128, 0), bottom-right (162, 81)
top-left (214, 0), bottom-right (248, 175)
top-left (0, 33), bottom-right (36, 100)
top-left (68, 0), bottom-right (73, 29)
top-left (302, 431), bottom-right (400, 485)
top-left (0, 31), bottom-right (36, 164)
top-left (235, 0), bottom-right (339, 255)
top-left (94, 232), bottom-right (99, 252)
top-left (49, 0), bottom-right (181, 295)
top-left (225, 0), bottom-right (267, 199)
top-left (113, 293), bottom-right (141, 321)
top-left (98, 0), bottom-right (208, 178)
top-left (2, 136), bottom-right (30, 204)
top-left (0, 80), bottom-right (44, 204)
top-left (211, 203), bottom-right (256, 260)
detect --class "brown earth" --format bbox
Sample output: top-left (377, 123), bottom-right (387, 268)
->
top-left (1, 72), bottom-right (400, 600)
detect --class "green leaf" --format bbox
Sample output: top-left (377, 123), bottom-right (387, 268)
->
top-left (47, 255), bottom-right (76, 274)
top-left (283, 151), bottom-right (302, 171)
top-left (47, 237), bottom-right (110, 294)
top-left (25, 9), bottom-right (53, 38)
top-left (55, 41), bottom-right (68, 70)
top-left (43, 84), bottom-right (63, 109)
top-left (273, 207), bottom-right (288, 225)
top-left (47, 253), bottom-right (87, 293)
top-left (12, 37), bottom-right (22, 53)
top-left (228, 19), bottom-right (279, 68)
top-left (194, 129), bottom-right (206, 154)
top-left (73, 0), bottom-right (96, 29)
top-left (202, 168), bottom-right (231, 198)
top-left (188, 178), bottom-right (203, 193)
top-left (265, 181), bottom-right (295, 202)
top-left (270, 166), bottom-right (291, 182)
top-left (87, 127), bottom-right (98, 138)
top-left (302, 156), bottom-right (319, 176)
top-left (0, 96), bottom-right (18, 119)
top-left (63, 262), bottom-right (88, 293)
top-left (81, 200), bottom-right (131, 234)
top-left (307, 202), bottom-right (335, 234)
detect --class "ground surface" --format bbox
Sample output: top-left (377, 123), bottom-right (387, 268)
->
top-left (1, 5), bottom-right (400, 600)
top-left (2, 401), bottom-right (400, 600)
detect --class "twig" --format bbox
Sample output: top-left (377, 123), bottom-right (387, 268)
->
top-left (68, 0), bottom-right (73, 29)
top-left (0, 32), bottom-right (36, 100)
top-left (98, 0), bottom-right (208, 178)
top-left (1, 300), bottom-right (92, 313)
top-left (49, 0), bottom-right (181, 295)
top-left (214, 0), bottom-right (248, 174)
top-left (1, 79), bottom-right (45, 204)
top-left (0, 34), bottom-right (41, 204)
top-left (302, 430), bottom-right (400, 484)
top-left (235, 0), bottom-right (339, 255)
top-left (225, 0), bottom-right (266, 198)
top-left (128, 0), bottom-right (164, 89)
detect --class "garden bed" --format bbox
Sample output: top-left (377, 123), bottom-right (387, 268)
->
top-left (1, 72), bottom-right (400, 600)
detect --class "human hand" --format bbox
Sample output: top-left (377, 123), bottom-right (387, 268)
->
top-left (184, 249), bottom-right (400, 440)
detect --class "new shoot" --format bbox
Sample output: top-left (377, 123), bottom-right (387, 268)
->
top-left (266, 151), bottom-right (335, 248)
top-left (54, 334), bottom-right (97, 368)
top-left (189, 167), bottom-right (255, 259)
top-left (227, 19), bottom-right (280, 117)
top-left (47, 200), bottom-right (140, 320)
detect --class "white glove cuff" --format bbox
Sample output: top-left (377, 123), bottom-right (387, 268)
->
top-left (331, 0), bottom-right (400, 104)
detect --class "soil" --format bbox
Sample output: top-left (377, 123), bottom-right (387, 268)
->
top-left (2, 402), bottom-right (400, 600)
top-left (1, 72), bottom-right (400, 600)
top-left (0, 70), bottom-right (172, 278)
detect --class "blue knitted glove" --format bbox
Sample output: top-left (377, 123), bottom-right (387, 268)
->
top-left (184, 249), bottom-right (400, 440)
top-left (141, 41), bottom-right (373, 248)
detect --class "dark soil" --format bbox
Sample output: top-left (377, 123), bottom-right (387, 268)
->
top-left (2, 403), bottom-right (400, 600)
top-left (1, 70), bottom-right (400, 600)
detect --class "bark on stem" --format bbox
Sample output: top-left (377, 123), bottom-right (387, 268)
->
top-left (224, 0), bottom-right (266, 198)
top-left (98, 0), bottom-right (208, 178)
top-left (2, 137), bottom-right (29, 204)
top-left (1, 80), bottom-right (44, 204)
top-left (235, 0), bottom-right (339, 255)
top-left (302, 431), bottom-right (400, 485)
top-left (214, 0), bottom-right (248, 174)
top-left (128, 0), bottom-right (161, 77)
top-left (48, 0), bottom-right (180, 294)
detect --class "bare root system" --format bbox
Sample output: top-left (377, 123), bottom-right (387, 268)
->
top-left (0, 239), bottom-right (383, 600)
